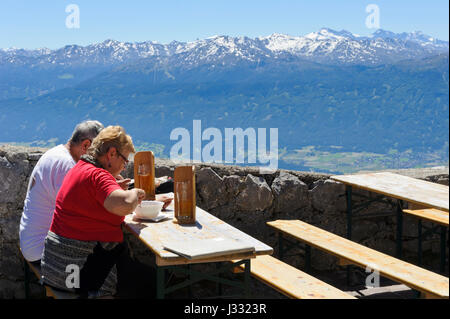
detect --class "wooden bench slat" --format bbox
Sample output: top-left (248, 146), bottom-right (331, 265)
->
top-left (267, 220), bottom-right (449, 299)
top-left (234, 255), bottom-right (356, 299)
top-left (403, 208), bottom-right (449, 226)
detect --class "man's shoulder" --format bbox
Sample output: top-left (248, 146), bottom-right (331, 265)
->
top-left (36, 145), bottom-right (75, 174)
top-left (41, 145), bottom-right (73, 163)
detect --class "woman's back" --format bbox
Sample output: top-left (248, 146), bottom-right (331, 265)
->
top-left (50, 159), bottom-right (123, 242)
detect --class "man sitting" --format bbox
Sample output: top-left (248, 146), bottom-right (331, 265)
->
top-left (19, 120), bottom-right (104, 263)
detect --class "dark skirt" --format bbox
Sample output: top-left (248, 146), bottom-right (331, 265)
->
top-left (41, 231), bottom-right (120, 298)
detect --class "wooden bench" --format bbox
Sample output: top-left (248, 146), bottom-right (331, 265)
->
top-left (233, 255), bottom-right (356, 299)
top-left (267, 219), bottom-right (449, 299)
top-left (20, 250), bottom-right (79, 299)
top-left (403, 208), bottom-right (448, 272)
top-left (403, 208), bottom-right (448, 226)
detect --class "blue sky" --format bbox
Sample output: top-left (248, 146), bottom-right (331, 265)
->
top-left (0, 0), bottom-right (448, 49)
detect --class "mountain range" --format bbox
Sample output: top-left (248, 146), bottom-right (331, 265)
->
top-left (0, 28), bottom-right (448, 172)
top-left (2, 28), bottom-right (448, 65)
top-left (1, 28), bottom-right (448, 100)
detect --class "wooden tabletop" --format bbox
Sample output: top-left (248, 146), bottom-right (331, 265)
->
top-left (331, 172), bottom-right (449, 212)
top-left (124, 204), bottom-right (273, 266)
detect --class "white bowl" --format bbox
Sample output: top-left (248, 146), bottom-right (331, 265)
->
top-left (135, 201), bottom-right (164, 219)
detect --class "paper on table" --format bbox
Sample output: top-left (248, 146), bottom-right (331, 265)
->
top-left (163, 237), bottom-right (255, 260)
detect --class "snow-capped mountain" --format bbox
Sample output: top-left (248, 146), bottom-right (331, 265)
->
top-left (0, 39), bottom-right (168, 66)
top-left (260, 28), bottom-right (448, 64)
top-left (371, 29), bottom-right (448, 48)
top-left (1, 29), bottom-right (448, 168)
top-left (1, 28), bottom-right (448, 67)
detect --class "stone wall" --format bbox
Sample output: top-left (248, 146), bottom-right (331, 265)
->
top-left (0, 144), bottom-right (448, 298)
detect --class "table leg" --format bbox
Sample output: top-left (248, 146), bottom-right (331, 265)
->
top-left (440, 226), bottom-right (447, 274)
top-left (346, 185), bottom-right (352, 240)
top-left (305, 244), bottom-right (311, 273)
top-left (156, 266), bottom-right (165, 299)
top-left (278, 232), bottom-right (284, 260)
top-left (345, 186), bottom-right (353, 286)
top-left (418, 220), bottom-right (422, 266)
top-left (396, 200), bottom-right (403, 259)
top-left (188, 264), bottom-right (193, 298)
top-left (243, 259), bottom-right (251, 298)
top-left (216, 263), bottom-right (223, 297)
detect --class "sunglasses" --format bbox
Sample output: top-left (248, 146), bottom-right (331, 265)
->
top-left (117, 149), bottom-right (129, 164)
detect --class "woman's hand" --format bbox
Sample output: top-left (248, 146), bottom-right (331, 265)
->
top-left (155, 193), bottom-right (173, 210)
top-left (134, 188), bottom-right (146, 204)
top-left (116, 178), bottom-right (132, 190)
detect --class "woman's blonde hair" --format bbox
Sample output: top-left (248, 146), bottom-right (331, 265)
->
top-left (87, 125), bottom-right (135, 158)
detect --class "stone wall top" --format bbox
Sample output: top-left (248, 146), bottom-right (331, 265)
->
top-left (1, 144), bottom-right (448, 186)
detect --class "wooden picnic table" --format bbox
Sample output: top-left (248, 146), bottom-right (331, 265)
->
top-left (330, 172), bottom-right (449, 270)
top-left (124, 201), bottom-right (273, 298)
top-left (331, 172), bottom-right (449, 212)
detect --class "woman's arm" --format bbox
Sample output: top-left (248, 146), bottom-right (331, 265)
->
top-left (103, 188), bottom-right (146, 216)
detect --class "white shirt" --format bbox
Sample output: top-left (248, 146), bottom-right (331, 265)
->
top-left (19, 144), bottom-right (76, 261)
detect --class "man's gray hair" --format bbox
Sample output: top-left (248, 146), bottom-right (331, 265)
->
top-left (69, 120), bottom-right (104, 145)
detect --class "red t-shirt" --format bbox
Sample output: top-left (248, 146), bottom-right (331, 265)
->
top-left (50, 160), bottom-right (123, 242)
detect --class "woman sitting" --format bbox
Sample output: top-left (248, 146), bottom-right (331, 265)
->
top-left (41, 125), bottom-right (171, 298)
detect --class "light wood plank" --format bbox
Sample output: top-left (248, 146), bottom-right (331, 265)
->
top-left (157, 252), bottom-right (256, 267)
top-left (233, 255), bottom-right (356, 299)
top-left (331, 172), bottom-right (449, 212)
top-left (134, 151), bottom-right (155, 200)
top-left (174, 166), bottom-right (196, 224)
top-left (267, 219), bottom-right (449, 299)
top-left (403, 208), bottom-right (449, 226)
top-left (124, 203), bottom-right (273, 266)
